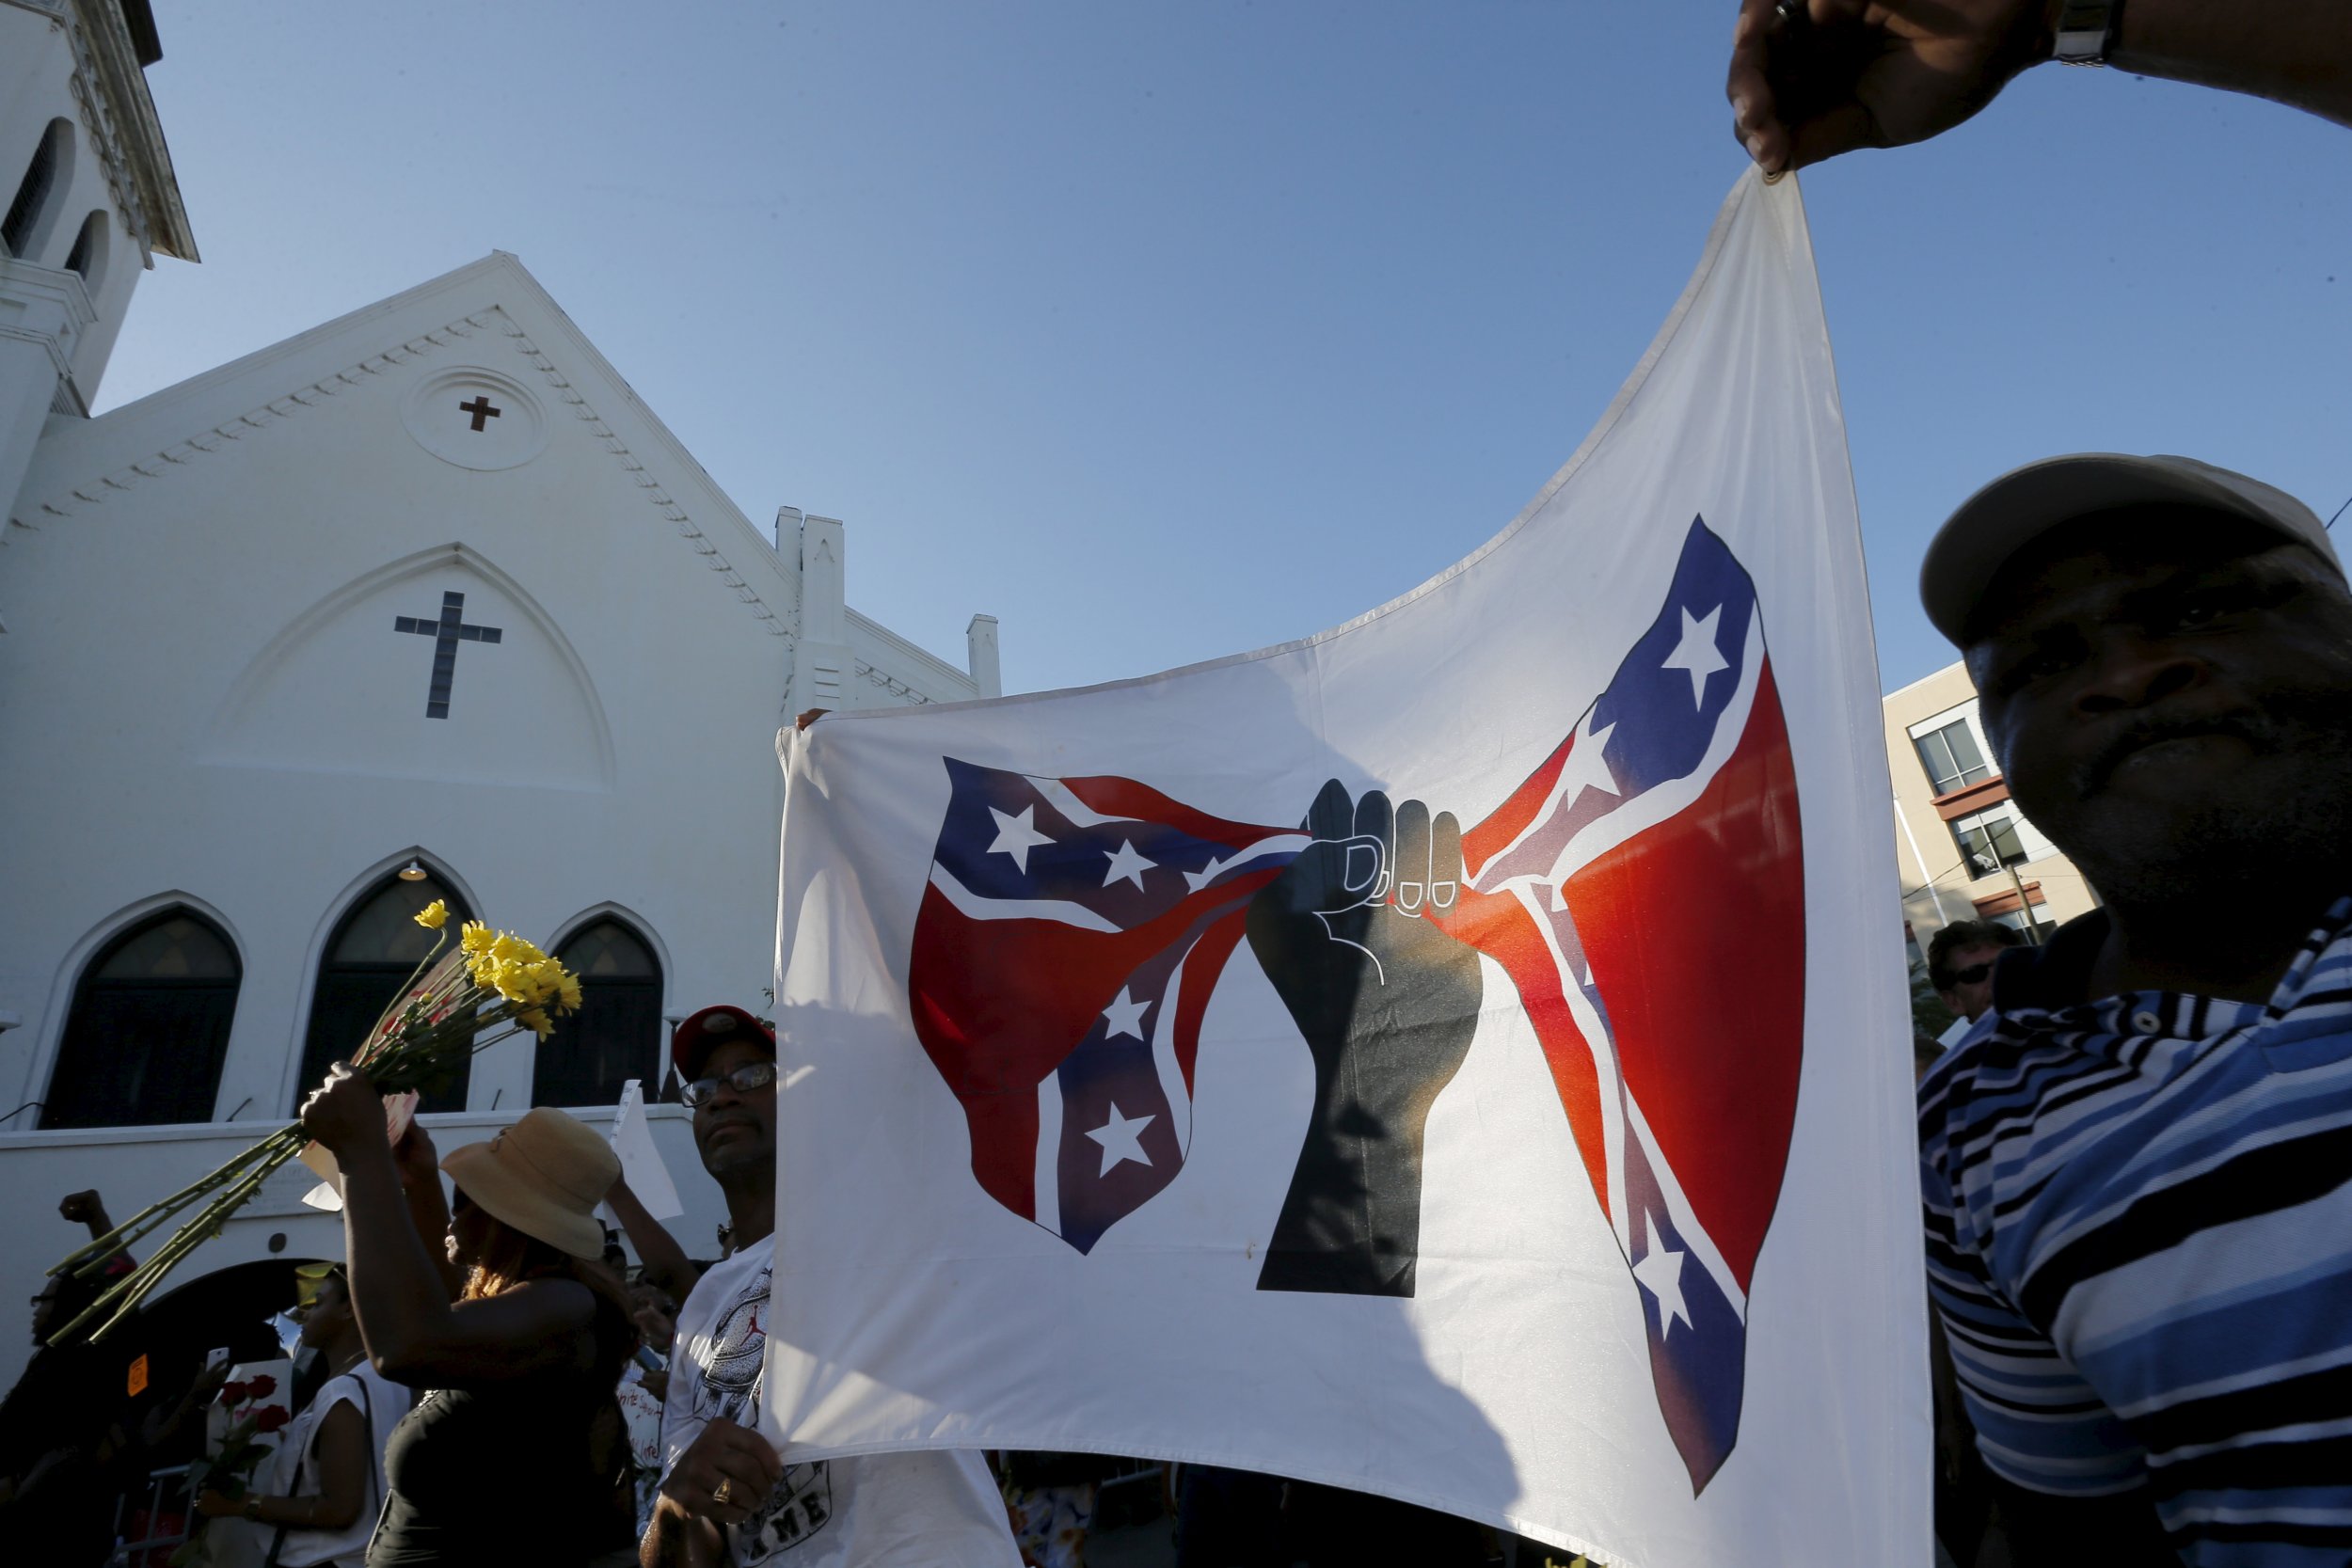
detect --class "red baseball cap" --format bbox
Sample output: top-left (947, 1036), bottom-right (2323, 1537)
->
top-left (670, 1005), bottom-right (776, 1082)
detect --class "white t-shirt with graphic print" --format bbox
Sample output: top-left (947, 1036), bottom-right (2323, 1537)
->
top-left (659, 1245), bottom-right (1018, 1568)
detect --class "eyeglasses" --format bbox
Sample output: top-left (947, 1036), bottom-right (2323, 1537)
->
top-left (682, 1060), bottom-right (779, 1108)
top-left (1945, 961), bottom-right (1996, 988)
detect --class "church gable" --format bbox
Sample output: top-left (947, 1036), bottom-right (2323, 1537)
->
top-left (10, 253), bottom-right (800, 645)
top-left (202, 543), bottom-right (614, 791)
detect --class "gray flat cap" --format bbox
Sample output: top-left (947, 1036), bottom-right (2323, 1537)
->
top-left (1919, 452), bottom-right (2340, 644)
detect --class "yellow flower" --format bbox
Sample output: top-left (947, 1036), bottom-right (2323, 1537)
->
top-left (453, 927), bottom-right (571, 1010)
top-left (517, 1006), bottom-right (554, 1040)
top-left (496, 932), bottom-right (548, 966)
top-left (412, 899), bottom-right (450, 930)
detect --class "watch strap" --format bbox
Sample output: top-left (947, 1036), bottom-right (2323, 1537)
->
top-left (2053, 0), bottom-right (2121, 66)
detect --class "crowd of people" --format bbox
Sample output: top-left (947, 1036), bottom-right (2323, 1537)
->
top-left (7, 5), bottom-right (2352, 1566)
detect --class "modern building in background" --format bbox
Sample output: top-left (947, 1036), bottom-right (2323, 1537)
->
top-left (1885, 660), bottom-right (2101, 979)
top-left (0, 0), bottom-right (1002, 1394)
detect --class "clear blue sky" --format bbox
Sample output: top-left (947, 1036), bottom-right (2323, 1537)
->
top-left (109, 3), bottom-right (2351, 698)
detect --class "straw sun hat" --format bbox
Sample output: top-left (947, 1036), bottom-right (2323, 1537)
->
top-left (439, 1107), bottom-right (619, 1260)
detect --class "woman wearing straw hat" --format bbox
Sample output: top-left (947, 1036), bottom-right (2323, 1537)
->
top-left (301, 1064), bottom-right (638, 1567)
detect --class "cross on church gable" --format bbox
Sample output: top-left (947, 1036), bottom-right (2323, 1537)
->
top-left (393, 591), bottom-right (503, 719)
top-left (457, 395), bottom-right (501, 432)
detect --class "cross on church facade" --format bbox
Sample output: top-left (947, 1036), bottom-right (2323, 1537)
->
top-left (393, 591), bottom-right (503, 719)
top-left (457, 395), bottom-right (501, 432)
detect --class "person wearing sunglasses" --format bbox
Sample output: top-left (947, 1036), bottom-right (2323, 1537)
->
top-left (1924, 919), bottom-right (2023, 1034)
top-left (636, 1005), bottom-right (1018, 1568)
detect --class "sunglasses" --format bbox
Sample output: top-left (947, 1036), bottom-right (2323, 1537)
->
top-left (1945, 961), bottom-right (1996, 988)
top-left (682, 1060), bottom-right (779, 1108)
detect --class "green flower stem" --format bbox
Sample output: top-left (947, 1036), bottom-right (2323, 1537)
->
top-left (63, 1126), bottom-right (306, 1281)
top-left (50, 1130), bottom-right (297, 1276)
top-left (56, 1132), bottom-right (302, 1342)
top-left (74, 1139), bottom-right (302, 1343)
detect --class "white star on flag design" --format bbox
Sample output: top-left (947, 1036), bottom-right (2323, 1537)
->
top-left (1556, 717), bottom-right (1620, 811)
top-left (1085, 1102), bottom-right (1156, 1177)
top-left (1100, 987), bottom-right (1152, 1040)
top-left (1659, 605), bottom-right (1729, 706)
top-left (1102, 838), bottom-right (1155, 890)
top-left (985, 804), bottom-right (1056, 873)
top-left (1631, 1211), bottom-right (1692, 1337)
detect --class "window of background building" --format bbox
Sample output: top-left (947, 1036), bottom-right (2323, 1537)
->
top-left (1950, 802), bottom-right (2057, 879)
top-left (1989, 902), bottom-right (2059, 941)
top-left (298, 873), bottom-right (473, 1114)
top-left (44, 910), bottom-right (242, 1129)
top-left (532, 918), bottom-right (662, 1107)
top-left (1910, 715), bottom-right (1995, 796)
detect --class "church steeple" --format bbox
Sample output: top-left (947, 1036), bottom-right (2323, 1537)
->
top-left (0, 0), bottom-right (196, 552)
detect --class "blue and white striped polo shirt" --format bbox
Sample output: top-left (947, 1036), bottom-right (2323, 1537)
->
top-left (1920, 897), bottom-right (2352, 1567)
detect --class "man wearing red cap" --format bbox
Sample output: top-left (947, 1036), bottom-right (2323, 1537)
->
top-left (638, 1006), bottom-right (1019, 1568)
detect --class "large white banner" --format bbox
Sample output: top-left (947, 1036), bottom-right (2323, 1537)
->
top-left (766, 171), bottom-right (1925, 1566)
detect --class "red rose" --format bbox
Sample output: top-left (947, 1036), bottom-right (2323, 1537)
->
top-left (252, 1405), bottom-right (290, 1434)
top-left (245, 1374), bottom-right (277, 1400)
top-left (218, 1381), bottom-right (248, 1404)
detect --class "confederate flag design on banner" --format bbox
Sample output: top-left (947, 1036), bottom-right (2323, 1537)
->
top-left (768, 171), bottom-right (1923, 1568)
top-left (908, 518), bottom-right (1800, 1492)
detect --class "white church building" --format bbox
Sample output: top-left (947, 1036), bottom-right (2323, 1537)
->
top-left (0, 0), bottom-right (1001, 1395)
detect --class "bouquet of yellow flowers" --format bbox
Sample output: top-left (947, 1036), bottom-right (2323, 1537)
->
top-left (44, 902), bottom-right (582, 1344)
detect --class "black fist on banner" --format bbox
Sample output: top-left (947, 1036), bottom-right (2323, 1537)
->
top-left (1248, 779), bottom-right (1483, 1296)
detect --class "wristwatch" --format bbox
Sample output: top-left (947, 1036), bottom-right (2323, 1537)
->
top-left (2052, 0), bottom-right (2121, 66)
top-left (242, 1496), bottom-right (262, 1523)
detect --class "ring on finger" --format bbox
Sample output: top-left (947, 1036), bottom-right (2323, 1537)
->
top-left (713, 1478), bottom-right (735, 1507)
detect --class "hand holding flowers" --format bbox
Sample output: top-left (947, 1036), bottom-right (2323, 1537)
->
top-left (44, 903), bottom-right (582, 1345)
top-left (299, 1063), bottom-right (397, 1158)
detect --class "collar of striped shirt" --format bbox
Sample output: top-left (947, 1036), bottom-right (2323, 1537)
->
top-left (1981, 894), bottom-right (2352, 1067)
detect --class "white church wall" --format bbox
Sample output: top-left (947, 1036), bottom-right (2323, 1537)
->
top-left (1, 257), bottom-right (800, 1111)
top-left (0, 13), bottom-right (76, 242)
top-left (0, 236), bottom-right (998, 1393)
top-left (0, 253), bottom-right (89, 531)
top-left (42, 112), bottom-right (109, 263)
top-left (0, 256), bottom-right (837, 1388)
top-left (66, 205), bottom-right (137, 395)
top-left (848, 606), bottom-right (984, 711)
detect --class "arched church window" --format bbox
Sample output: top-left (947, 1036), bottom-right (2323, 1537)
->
top-left (63, 209), bottom-right (107, 285)
top-left (3, 119), bottom-right (72, 261)
top-left (532, 918), bottom-right (662, 1108)
top-left (43, 910), bottom-right (243, 1130)
top-left (298, 872), bottom-right (474, 1115)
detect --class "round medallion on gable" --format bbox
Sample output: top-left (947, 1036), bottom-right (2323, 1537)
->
top-left (401, 368), bottom-right (548, 471)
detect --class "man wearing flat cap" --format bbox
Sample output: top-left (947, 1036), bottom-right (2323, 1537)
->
top-left (1915, 453), bottom-right (2352, 1566)
top-left (1711, 8), bottom-right (2352, 1561)
top-left (641, 1005), bottom-right (1018, 1568)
